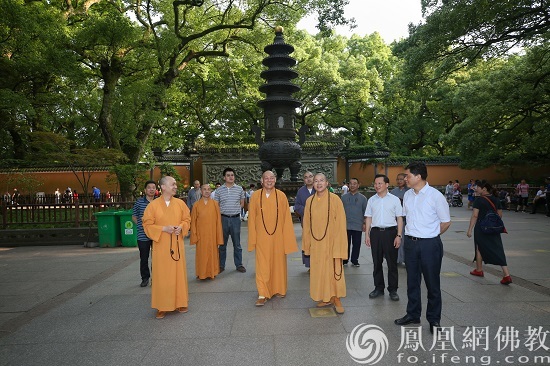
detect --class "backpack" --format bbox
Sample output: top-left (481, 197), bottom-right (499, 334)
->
top-left (479, 196), bottom-right (507, 234)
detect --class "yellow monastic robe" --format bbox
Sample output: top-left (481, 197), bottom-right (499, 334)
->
top-left (248, 189), bottom-right (298, 298)
top-left (302, 192), bottom-right (347, 302)
top-left (143, 197), bottom-right (191, 311)
top-left (190, 198), bottom-right (223, 279)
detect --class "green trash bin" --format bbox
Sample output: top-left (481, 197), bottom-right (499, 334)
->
top-left (94, 211), bottom-right (121, 247)
top-left (116, 210), bottom-right (137, 247)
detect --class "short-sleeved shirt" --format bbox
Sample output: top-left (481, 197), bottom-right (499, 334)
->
top-left (341, 185), bottom-right (349, 195)
top-left (214, 184), bottom-right (245, 215)
top-left (403, 183), bottom-right (451, 238)
top-left (473, 195), bottom-right (502, 223)
top-left (133, 196), bottom-right (152, 241)
top-left (390, 186), bottom-right (410, 204)
top-left (341, 192), bottom-right (368, 231)
top-left (365, 192), bottom-right (403, 228)
top-left (516, 183), bottom-right (529, 197)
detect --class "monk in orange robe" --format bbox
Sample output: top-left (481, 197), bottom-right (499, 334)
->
top-left (303, 173), bottom-right (347, 314)
top-left (248, 170), bottom-right (298, 306)
top-left (190, 184), bottom-right (224, 280)
top-left (143, 176), bottom-right (191, 319)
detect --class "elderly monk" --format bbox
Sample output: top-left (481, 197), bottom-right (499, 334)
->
top-left (248, 170), bottom-right (298, 306)
top-left (190, 184), bottom-right (224, 280)
top-left (143, 176), bottom-right (191, 319)
top-left (303, 173), bottom-right (347, 314)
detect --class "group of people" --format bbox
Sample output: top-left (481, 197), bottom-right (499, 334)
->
top-left (2, 188), bottom-right (21, 205)
top-left (447, 177), bottom-right (550, 216)
top-left (130, 162), bottom-right (521, 336)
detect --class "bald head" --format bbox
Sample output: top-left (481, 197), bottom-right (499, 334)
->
top-left (261, 170), bottom-right (276, 191)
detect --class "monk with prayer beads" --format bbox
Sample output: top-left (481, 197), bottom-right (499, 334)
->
top-left (302, 173), bottom-right (348, 314)
top-left (248, 170), bottom-right (298, 306)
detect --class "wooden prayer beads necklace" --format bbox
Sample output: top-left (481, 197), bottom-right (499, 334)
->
top-left (260, 189), bottom-right (278, 235)
top-left (309, 191), bottom-right (330, 241)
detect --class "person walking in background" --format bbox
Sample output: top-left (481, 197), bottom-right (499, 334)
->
top-left (515, 179), bottom-right (529, 212)
top-left (302, 173), bottom-right (347, 314)
top-left (132, 180), bottom-right (157, 287)
top-left (365, 174), bottom-right (403, 301)
top-left (243, 183), bottom-right (255, 221)
top-left (294, 171), bottom-right (315, 271)
top-left (467, 179), bottom-right (476, 209)
top-left (143, 176), bottom-right (191, 319)
top-left (190, 184), bottom-right (224, 280)
top-left (341, 181), bottom-right (349, 195)
top-left (340, 178), bottom-right (367, 267)
top-left (12, 188), bottom-right (20, 205)
top-left (390, 173), bottom-right (410, 265)
top-left (444, 181), bottom-right (453, 206)
top-left (187, 180), bottom-right (201, 212)
top-left (394, 162), bottom-right (451, 335)
top-left (248, 171), bottom-right (298, 306)
top-left (54, 188), bottom-right (61, 204)
top-left (214, 168), bottom-right (246, 274)
top-left (546, 177), bottom-right (550, 217)
top-left (467, 180), bottom-right (512, 285)
top-left (210, 182), bottom-right (221, 200)
top-left (92, 186), bottom-right (100, 203)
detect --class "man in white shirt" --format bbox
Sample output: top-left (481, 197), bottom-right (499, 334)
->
top-left (341, 181), bottom-right (349, 195)
top-left (394, 162), bottom-right (451, 335)
top-left (530, 185), bottom-right (547, 214)
top-left (365, 175), bottom-right (403, 301)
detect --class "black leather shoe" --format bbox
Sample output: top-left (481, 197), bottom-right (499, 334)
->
top-left (430, 322), bottom-right (441, 334)
top-left (369, 289), bottom-right (384, 299)
top-left (394, 315), bottom-right (421, 325)
top-left (389, 292), bottom-right (399, 301)
top-left (236, 266), bottom-right (246, 273)
top-left (140, 278), bottom-right (149, 287)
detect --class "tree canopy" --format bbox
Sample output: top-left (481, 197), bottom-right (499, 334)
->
top-left (1, 0), bottom-right (548, 189)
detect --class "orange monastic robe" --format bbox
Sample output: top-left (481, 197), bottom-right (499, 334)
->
top-left (143, 197), bottom-right (191, 311)
top-left (248, 188), bottom-right (298, 298)
top-left (190, 198), bottom-right (223, 279)
top-left (302, 192), bottom-right (347, 302)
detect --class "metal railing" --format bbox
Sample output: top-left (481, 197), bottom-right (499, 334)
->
top-left (0, 200), bottom-right (134, 229)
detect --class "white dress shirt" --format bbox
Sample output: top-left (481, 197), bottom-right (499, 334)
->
top-left (403, 182), bottom-right (451, 238)
top-left (364, 192), bottom-right (403, 228)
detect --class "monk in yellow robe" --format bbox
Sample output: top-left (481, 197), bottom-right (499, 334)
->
top-left (143, 176), bottom-right (191, 319)
top-left (303, 173), bottom-right (347, 314)
top-left (248, 170), bottom-right (298, 306)
top-left (190, 184), bottom-right (224, 280)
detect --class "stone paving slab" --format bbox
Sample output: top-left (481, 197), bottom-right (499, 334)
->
top-left (0, 206), bottom-right (549, 365)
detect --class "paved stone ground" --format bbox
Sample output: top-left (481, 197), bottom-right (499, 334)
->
top-left (0, 206), bottom-right (549, 365)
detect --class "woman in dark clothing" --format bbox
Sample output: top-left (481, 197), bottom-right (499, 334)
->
top-left (466, 180), bottom-right (512, 285)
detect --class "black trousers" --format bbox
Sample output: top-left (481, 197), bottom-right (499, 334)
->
top-left (404, 235), bottom-right (443, 323)
top-left (531, 198), bottom-right (547, 213)
top-left (138, 239), bottom-right (152, 280)
top-left (344, 230), bottom-right (362, 265)
top-left (370, 227), bottom-right (398, 292)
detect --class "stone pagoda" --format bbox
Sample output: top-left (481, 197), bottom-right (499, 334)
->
top-left (254, 26), bottom-right (305, 182)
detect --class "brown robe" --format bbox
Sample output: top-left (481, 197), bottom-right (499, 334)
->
top-left (143, 197), bottom-right (191, 311)
top-left (248, 189), bottom-right (298, 298)
top-left (190, 198), bottom-right (224, 279)
top-left (302, 192), bottom-right (347, 302)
